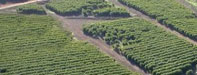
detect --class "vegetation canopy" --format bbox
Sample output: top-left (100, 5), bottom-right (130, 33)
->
top-left (83, 18), bottom-right (197, 75)
top-left (118, 0), bottom-right (197, 40)
top-left (0, 14), bottom-right (138, 75)
top-left (16, 3), bottom-right (46, 15)
top-left (46, 0), bottom-right (130, 17)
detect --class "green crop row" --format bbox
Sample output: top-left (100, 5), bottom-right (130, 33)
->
top-left (0, 14), bottom-right (138, 75)
top-left (45, 0), bottom-right (130, 17)
top-left (16, 3), bottom-right (46, 15)
top-left (83, 18), bottom-right (197, 75)
top-left (118, 0), bottom-right (197, 40)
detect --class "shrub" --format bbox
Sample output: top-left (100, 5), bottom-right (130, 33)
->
top-left (46, 0), bottom-right (130, 17)
top-left (186, 70), bottom-right (194, 75)
top-left (93, 7), bottom-right (130, 17)
top-left (17, 4), bottom-right (46, 15)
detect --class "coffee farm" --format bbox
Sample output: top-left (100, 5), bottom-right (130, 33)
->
top-left (46, 0), bottom-right (130, 17)
top-left (118, 0), bottom-right (197, 40)
top-left (0, 14), bottom-right (138, 75)
top-left (83, 18), bottom-right (197, 75)
top-left (1, 0), bottom-right (197, 75)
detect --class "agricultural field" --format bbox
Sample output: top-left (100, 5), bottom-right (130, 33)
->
top-left (16, 3), bottom-right (46, 15)
top-left (93, 7), bottom-right (130, 17)
top-left (46, 0), bottom-right (130, 17)
top-left (2, 0), bottom-right (197, 75)
top-left (83, 18), bottom-right (197, 75)
top-left (118, 0), bottom-right (197, 40)
top-left (0, 14), bottom-right (138, 75)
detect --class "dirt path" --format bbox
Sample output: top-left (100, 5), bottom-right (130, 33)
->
top-left (108, 0), bottom-right (197, 46)
top-left (43, 5), bottom-right (148, 75)
top-left (0, 0), bottom-right (38, 10)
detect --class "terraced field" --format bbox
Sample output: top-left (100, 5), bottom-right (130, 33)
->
top-left (118, 0), bottom-right (197, 40)
top-left (0, 14), bottom-right (138, 75)
top-left (83, 18), bottom-right (197, 75)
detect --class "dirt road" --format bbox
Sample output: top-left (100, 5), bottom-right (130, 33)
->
top-left (43, 5), bottom-right (148, 75)
top-left (0, 0), bottom-right (38, 10)
top-left (108, 0), bottom-right (197, 46)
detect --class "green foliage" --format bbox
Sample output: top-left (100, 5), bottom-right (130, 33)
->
top-left (46, 0), bottom-right (130, 17)
top-left (118, 0), bottom-right (195, 19)
top-left (186, 0), bottom-right (197, 6)
top-left (186, 70), bottom-right (194, 75)
top-left (118, 0), bottom-right (197, 40)
top-left (93, 7), bottom-right (130, 17)
top-left (165, 19), bottom-right (197, 40)
top-left (46, 0), bottom-right (106, 16)
top-left (0, 14), bottom-right (138, 75)
top-left (17, 3), bottom-right (46, 15)
top-left (83, 18), bottom-right (197, 75)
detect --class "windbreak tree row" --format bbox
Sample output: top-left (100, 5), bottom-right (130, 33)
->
top-left (118, 0), bottom-right (197, 40)
top-left (0, 14), bottom-right (138, 75)
top-left (83, 18), bottom-right (197, 75)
